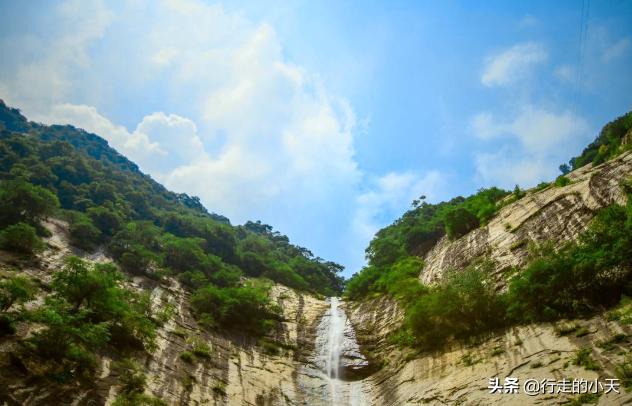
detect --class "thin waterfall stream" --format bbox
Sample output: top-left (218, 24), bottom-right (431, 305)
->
top-left (312, 297), bottom-right (368, 405)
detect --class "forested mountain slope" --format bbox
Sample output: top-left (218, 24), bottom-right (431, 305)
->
top-left (0, 101), bottom-right (344, 404)
top-left (342, 111), bottom-right (632, 404)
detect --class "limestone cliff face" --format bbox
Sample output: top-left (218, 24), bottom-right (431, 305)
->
top-left (421, 150), bottom-right (632, 286)
top-left (347, 295), bottom-right (632, 405)
top-left (0, 219), bottom-right (333, 406)
top-left (132, 281), bottom-right (329, 406)
top-left (339, 151), bottom-right (632, 405)
top-left (2, 152), bottom-right (631, 405)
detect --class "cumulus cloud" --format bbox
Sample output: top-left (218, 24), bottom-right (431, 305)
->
top-left (481, 42), bottom-right (547, 87)
top-left (518, 15), bottom-right (538, 29)
top-left (471, 107), bottom-right (590, 187)
top-left (43, 104), bottom-right (207, 178)
top-left (602, 38), bottom-right (631, 62)
top-left (347, 171), bottom-right (444, 271)
top-left (554, 65), bottom-right (575, 83)
top-left (0, 0), bottom-right (113, 116)
top-left (0, 0), bottom-right (440, 274)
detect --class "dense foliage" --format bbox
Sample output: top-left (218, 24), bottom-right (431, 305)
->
top-left (506, 196), bottom-right (632, 322)
top-left (346, 187), bottom-right (509, 300)
top-left (351, 180), bottom-right (632, 350)
top-left (0, 257), bottom-right (163, 380)
top-left (568, 110), bottom-right (632, 170)
top-left (0, 101), bottom-right (344, 335)
top-left (404, 265), bottom-right (506, 348)
top-left (347, 110), bottom-right (632, 350)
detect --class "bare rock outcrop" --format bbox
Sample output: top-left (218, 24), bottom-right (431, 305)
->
top-left (346, 294), bottom-right (632, 405)
top-left (421, 151), bottom-right (632, 286)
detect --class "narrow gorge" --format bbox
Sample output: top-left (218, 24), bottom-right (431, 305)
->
top-left (1, 103), bottom-right (632, 406)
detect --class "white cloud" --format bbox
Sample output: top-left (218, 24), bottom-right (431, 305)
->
top-left (43, 104), bottom-right (206, 178)
top-left (1, 0), bottom-right (113, 116)
top-left (481, 42), bottom-right (547, 87)
top-left (1, 0), bottom-right (416, 274)
top-left (471, 107), bottom-right (590, 187)
top-left (518, 15), bottom-right (538, 29)
top-left (554, 65), bottom-right (575, 83)
top-left (602, 38), bottom-right (631, 62)
top-left (475, 150), bottom-right (556, 188)
top-left (348, 171), bottom-right (444, 270)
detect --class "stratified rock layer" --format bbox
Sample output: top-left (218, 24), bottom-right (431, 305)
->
top-left (421, 151), bottom-right (632, 286)
top-left (1, 152), bottom-right (631, 405)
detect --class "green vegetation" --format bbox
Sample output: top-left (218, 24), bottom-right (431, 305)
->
top-left (191, 280), bottom-right (280, 335)
top-left (606, 297), bottom-right (632, 324)
top-left (0, 272), bottom-right (36, 335)
top-left (506, 202), bottom-right (632, 323)
top-left (112, 358), bottom-right (167, 405)
top-left (405, 266), bottom-right (505, 348)
top-left (190, 338), bottom-right (212, 358)
top-left (616, 352), bottom-right (632, 390)
top-left (554, 175), bottom-right (571, 187)
top-left (348, 173), bottom-right (632, 350)
top-left (0, 179), bottom-right (59, 230)
top-left (565, 393), bottom-right (600, 405)
top-left (0, 222), bottom-right (44, 255)
top-left (597, 333), bottom-right (627, 351)
top-left (568, 110), bottom-right (632, 170)
top-left (0, 100), bottom-right (351, 397)
top-left (346, 187), bottom-right (510, 300)
top-left (555, 323), bottom-right (579, 336)
top-left (0, 273), bottom-right (35, 312)
top-left (180, 337), bottom-right (212, 362)
top-left (0, 101), bottom-right (344, 338)
top-left (573, 348), bottom-right (600, 371)
top-left (180, 351), bottom-right (194, 364)
top-left (25, 257), bottom-right (161, 378)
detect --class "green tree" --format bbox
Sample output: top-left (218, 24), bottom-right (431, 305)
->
top-left (191, 281), bottom-right (279, 336)
top-left (0, 179), bottom-right (59, 228)
top-left (0, 274), bottom-right (35, 311)
top-left (444, 207), bottom-right (479, 240)
top-left (50, 257), bottom-right (157, 350)
top-left (69, 215), bottom-right (102, 251)
top-left (87, 205), bottom-right (122, 236)
top-left (405, 267), bottom-right (505, 348)
top-left (0, 222), bottom-right (43, 255)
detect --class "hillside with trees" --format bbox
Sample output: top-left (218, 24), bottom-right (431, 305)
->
top-left (346, 110), bottom-right (632, 353)
top-left (0, 100), bottom-right (344, 336)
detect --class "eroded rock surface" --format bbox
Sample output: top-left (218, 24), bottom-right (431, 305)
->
top-left (2, 152), bottom-right (632, 405)
top-left (421, 151), bottom-right (632, 286)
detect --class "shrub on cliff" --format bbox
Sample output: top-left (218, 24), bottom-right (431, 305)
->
top-left (507, 202), bottom-right (632, 322)
top-left (191, 280), bottom-right (280, 336)
top-left (0, 179), bottom-right (59, 229)
top-left (27, 257), bottom-right (160, 376)
top-left (405, 267), bottom-right (506, 348)
top-left (0, 222), bottom-right (43, 255)
top-left (569, 110), bottom-right (632, 170)
top-left (444, 207), bottom-right (479, 240)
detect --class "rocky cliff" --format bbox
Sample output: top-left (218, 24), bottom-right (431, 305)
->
top-left (340, 150), bottom-right (632, 405)
top-left (1, 218), bottom-right (335, 405)
top-left (347, 295), bottom-right (632, 405)
top-left (421, 150), bottom-right (632, 287)
top-left (1, 153), bottom-right (631, 406)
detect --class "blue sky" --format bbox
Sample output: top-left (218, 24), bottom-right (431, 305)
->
top-left (1, 0), bottom-right (631, 277)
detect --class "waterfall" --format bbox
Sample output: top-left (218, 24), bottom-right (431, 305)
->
top-left (325, 297), bottom-right (344, 379)
top-left (324, 297), bottom-right (344, 404)
top-left (312, 297), bottom-right (367, 406)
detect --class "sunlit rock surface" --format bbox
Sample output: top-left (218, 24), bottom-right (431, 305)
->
top-left (1, 152), bottom-right (631, 405)
top-left (421, 151), bottom-right (632, 286)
